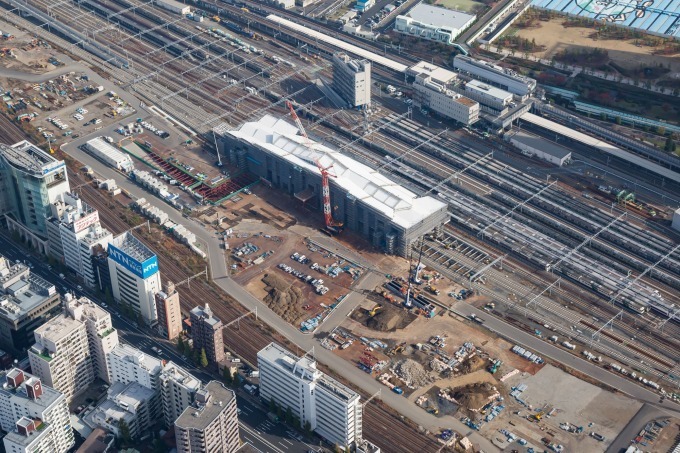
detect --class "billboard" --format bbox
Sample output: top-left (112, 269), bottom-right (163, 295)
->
top-left (108, 243), bottom-right (159, 279)
top-left (73, 211), bottom-right (100, 234)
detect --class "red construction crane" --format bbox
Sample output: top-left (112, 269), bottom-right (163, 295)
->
top-left (286, 100), bottom-right (342, 232)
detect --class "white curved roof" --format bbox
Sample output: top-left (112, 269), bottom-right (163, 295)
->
top-left (229, 115), bottom-right (447, 229)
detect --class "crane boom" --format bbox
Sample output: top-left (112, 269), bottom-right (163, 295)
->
top-left (286, 100), bottom-right (342, 232)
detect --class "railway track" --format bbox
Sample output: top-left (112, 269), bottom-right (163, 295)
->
top-left (0, 110), bottom-right (29, 144)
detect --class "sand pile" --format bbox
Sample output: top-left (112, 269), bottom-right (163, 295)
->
top-left (395, 359), bottom-right (430, 388)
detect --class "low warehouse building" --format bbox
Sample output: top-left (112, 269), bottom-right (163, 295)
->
top-left (216, 115), bottom-right (449, 256)
top-left (83, 137), bottom-right (134, 172)
top-left (395, 4), bottom-right (475, 44)
top-left (505, 129), bottom-right (572, 166)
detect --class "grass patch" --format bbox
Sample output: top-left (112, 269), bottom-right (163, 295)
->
top-left (435, 0), bottom-right (483, 13)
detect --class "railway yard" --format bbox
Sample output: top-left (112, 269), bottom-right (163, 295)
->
top-left (0, 0), bottom-right (679, 450)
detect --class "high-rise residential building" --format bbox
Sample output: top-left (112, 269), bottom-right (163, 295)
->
top-left (107, 344), bottom-right (163, 391)
top-left (258, 343), bottom-right (363, 449)
top-left (85, 381), bottom-right (157, 439)
top-left (155, 281), bottom-right (182, 340)
top-left (107, 232), bottom-right (161, 325)
top-left (0, 369), bottom-right (73, 452)
top-left (28, 314), bottom-right (93, 402)
top-left (332, 52), bottom-right (371, 108)
top-left (64, 294), bottom-right (119, 383)
top-left (45, 192), bottom-right (112, 288)
top-left (189, 304), bottom-right (224, 366)
top-left (174, 381), bottom-right (239, 453)
top-left (0, 255), bottom-right (61, 354)
top-left (0, 141), bottom-right (70, 253)
top-left (159, 361), bottom-right (202, 427)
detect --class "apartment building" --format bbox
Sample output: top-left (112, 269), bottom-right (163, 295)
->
top-left (0, 255), bottom-right (61, 354)
top-left (159, 361), bottom-right (202, 428)
top-left (189, 304), bottom-right (224, 366)
top-left (64, 294), bottom-right (119, 382)
top-left (154, 281), bottom-right (182, 340)
top-left (174, 381), bottom-right (239, 453)
top-left (0, 369), bottom-right (73, 452)
top-left (85, 382), bottom-right (157, 439)
top-left (28, 314), bottom-right (93, 402)
top-left (257, 343), bottom-right (363, 449)
top-left (107, 344), bottom-right (163, 391)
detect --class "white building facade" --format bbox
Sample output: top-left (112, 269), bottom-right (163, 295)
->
top-left (258, 343), bottom-right (362, 449)
top-left (108, 232), bottom-right (161, 325)
top-left (159, 362), bottom-right (202, 427)
top-left (107, 344), bottom-right (163, 391)
top-left (412, 74), bottom-right (479, 125)
top-left (332, 52), bottom-right (371, 108)
top-left (453, 55), bottom-right (537, 97)
top-left (395, 4), bottom-right (475, 44)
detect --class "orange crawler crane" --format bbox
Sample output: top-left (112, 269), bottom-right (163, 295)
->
top-left (286, 100), bottom-right (343, 233)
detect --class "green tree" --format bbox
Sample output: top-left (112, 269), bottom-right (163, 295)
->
top-left (269, 397), bottom-right (277, 413)
top-left (152, 438), bottom-right (167, 453)
top-left (177, 336), bottom-right (185, 354)
top-left (285, 406), bottom-right (293, 425)
top-left (104, 287), bottom-right (113, 305)
top-left (222, 366), bottom-right (233, 386)
top-left (118, 419), bottom-right (132, 444)
top-left (192, 348), bottom-right (200, 364)
top-left (657, 126), bottom-right (666, 136)
top-left (615, 116), bottom-right (622, 125)
top-left (303, 420), bottom-right (312, 437)
top-left (664, 137), bottom-right (676, 153)
top-left (199, 348), bottom-right (209, 368)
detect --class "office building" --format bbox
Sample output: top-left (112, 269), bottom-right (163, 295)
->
top-left (189, 304), bottom-right (224, 366)
top-left (45, 192), bottom-right (112, 288)
top-left (64, 294), bottom-right (119, 383)
top-left (0, 369), bottom-right (73, 452)
top-left (108, 232), bottom-right (161, 325)
top-left (412, 73), bottom-right (479, 125)
top-left (91, 244), bottom-right (112, 292)
top-left (332, 52), bottom-right (371, 108)
top-left (258, 343), bottom-right (363, 449)
top-left (463, 79), bottom-right (513, 113)
top-left (217, 116), bottom-right (448, 257)
top-left (159, 361), bottom-right (202, 427)
top-left (85, 381), bottom-right (157, 439)
top-left (0, 255), bottom-right (60, 354)
top-left (28, 314), bottom-right (93, 402)
top-left (107, 344), bottom-right (163, 391)
top-left (395, 4), bottom-right (475, 44)
top-left (453, 55), bottom-right (537, 97)
top-left (155, 281), bottom-right (182, 340)
top-left (174, 381), bottom-right (239, 453)
top-left (0, 141), bottom-right (70, 253)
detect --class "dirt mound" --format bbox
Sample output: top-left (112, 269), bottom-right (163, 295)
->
top-left (262, 273), bottom-right (304, 323)
top-left (460, 354), bottom-right (486, 374)
top-left (352, 303), bottom-right (417, 332)
top-left (449, 382), bottom-right (499, 412)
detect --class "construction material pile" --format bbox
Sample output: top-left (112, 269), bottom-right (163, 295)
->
top-left (394, 359), bottom-right (430, 388)
top-left (262, 273), bottom-right (304, 323)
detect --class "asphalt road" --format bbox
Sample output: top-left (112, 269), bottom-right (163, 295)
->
top-left (0, 234), bottom-right (316, 453)
top-left (605, 403), bottom-right (666, 453)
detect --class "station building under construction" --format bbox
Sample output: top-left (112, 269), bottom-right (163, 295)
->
top-left (216, 115), bottom-right (448, 256)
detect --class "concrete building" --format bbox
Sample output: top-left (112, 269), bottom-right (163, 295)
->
top-left (412, 73), bottom-right (479, 125)
top-left (107, 344), bottom-right (163, 391)
top-left (464, 79), bottom-right (513, 113)
top-left (28, 314), bottom-right (93, 402)
top-left (189, 304), bottom-right (224, 366)
top-left (155, 281), bottom-right (182, 340)
top-left (108, 232), bottom-right (161, 325)
top-left (217, 115), bottom-right (449, 256)
top-left (174, 381), bottom-right (239, 453)
top-left (0, 369), bottom-right (73, 452)
top-left (159, 361), bottom-right (202, 427)
top-left (83, 137), bottom-right (134, 173)
top-left (504, 129), bottom-right (572, 166)
top-left (0, 256), bottom-right (60, 354)
top-left (672, 208), bottom-right (680, 232)
top-left (395, 4), bottom-right (475, 44)
top-left (453, 55), bottom-right (537, 97)
top-left (85, 381), bottom-right (157, 439)
top-left (0, 141), bottom-right (70, 254)
top-left (356, 0), bottom-right (374, 12)
top-left (332, 52), bottom-right (371, 108)
top-left (45, 192), bottom-right (112, 288)
top-left (258, 343), bottom-right (363, 449)
top-left (64, 294), bottom-right (119, 383)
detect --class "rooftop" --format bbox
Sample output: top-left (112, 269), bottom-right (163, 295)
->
top-left (160, 361), bottom-right (202, 391)
top-left (454, 55), bottom-right (536, 88)
top-left (227, 115), bottom-right (447, 230)
top-left (0, 369), bottom-right (64, 413)
top-left (455, 96), bottom-right (479, 107)
top-left (174, 381), bottom-right (235, 430)
top-left (334, 52), bottom-right (370, 72)
top-left (465, 79), bottom-right (513, 100)
top-left (399, 3), bottom-right (475, 30)
top-left (33, 314), bottom-right (84, 347)
top-left (87, 398), bottom-right (135, 429)
top-left (109, 381), bottom-right (155, 407)
top-left (507, 129), bottom-right (572, 159)
top-left (0, 140), bottom-right (64, 176)
top-left (108, 344), bottom-right (163, 374)
top-left (259, 343), bottom-right (359, 402)
top-left (110, 232), bottom-right (156, 263)
top-left (65, 294), bottom-right (111, 322)
top-left (190, 304), bottom-right (222, 328)
top-left (407, 61), bottom-right (457, 85)
top-left (3, 418), bottom-right (51, 448)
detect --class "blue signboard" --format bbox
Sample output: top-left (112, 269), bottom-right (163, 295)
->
top-left (108, 243), bottom-right (159, 279)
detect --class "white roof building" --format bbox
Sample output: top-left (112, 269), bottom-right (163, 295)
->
top-left (84, 137), bottom-right (134, 172)
top-left (395, 4), bottom-right (476, 44)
